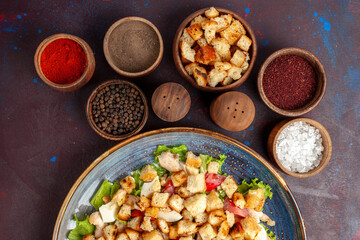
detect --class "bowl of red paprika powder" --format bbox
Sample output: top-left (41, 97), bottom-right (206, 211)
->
top-left (34, 33), bottom-right (95, 91)
top-left (257, 47), bottom-right (326, 116)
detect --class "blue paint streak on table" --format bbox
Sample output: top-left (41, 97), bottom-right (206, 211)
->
top-left (0, 0), bottom-right (359, 239)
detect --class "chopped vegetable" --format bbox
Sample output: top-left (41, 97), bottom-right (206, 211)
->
top-left (205, 173), bottom-right (226, 191)
top-left (151, 162), bottom-right (168, 177)
top-left (238, 178), bottom-right (273, 199)
top-left (223, 197), bottom-right (249, 217)
top-left (131, 169), bottom-right (144, 196)
top-left (162, 180), bottom-right (175, 193)
top-left (68, 214), bottom-right (95, 240)
top-left (90, 180), bottom-right (113, 210)
top-left (217, 189), bottom-right (226, 201)
top-left (110, 181), bottom-right (120, 199)
top-left (260, 223), bottom-right (277, 240)
top-left (131, 209), bottom-right (145, 217)
top-left (154, 144), bottom-right (188, 161)
top-left (199, 154), bottom-right (227, 174)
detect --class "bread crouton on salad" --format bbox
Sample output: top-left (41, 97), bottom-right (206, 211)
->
top-left (68, 144), bottom-right (275, 240)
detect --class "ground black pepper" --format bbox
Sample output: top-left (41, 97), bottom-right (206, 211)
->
top-left (263, 55), bottom-right (317, 110)
top-left (91, 83), bottom-right (144, 135)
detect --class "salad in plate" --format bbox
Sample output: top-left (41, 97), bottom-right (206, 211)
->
top-left (68, 145), bottom-right (276, 240)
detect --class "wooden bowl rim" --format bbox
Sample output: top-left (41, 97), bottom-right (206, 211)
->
top-left (257, 47), bottom-right (327, 116)
top-left (268, 118), bottom-right (332, 178)
top-left (172, 7), bottom-right (258, 93)
top-left (86, 80), bottom-right (149, 141)
top-left (34, 33), bottom-right (95, 92)
top-left (103, 16), bottom-right (164, 78)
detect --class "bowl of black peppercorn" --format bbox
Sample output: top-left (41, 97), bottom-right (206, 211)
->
top-left (86, 79), bottom-right (148, 140)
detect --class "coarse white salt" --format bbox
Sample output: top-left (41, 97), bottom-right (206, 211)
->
top-left (276, 121), bottom-right (324, 173)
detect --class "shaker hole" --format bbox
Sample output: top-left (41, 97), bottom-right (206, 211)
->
top-left (227, 107), bottom-right (230, 110)
top-left (163, 96), bottom-right (166, 98)
top-left (233, 116), bottom-right (236, 119)
top-left (234, 109), bottom-right (237, 111)
top-left (242, 111), bottom-right (244, 113)
top-left (236, 102), bottom-right (238, 105)
top-left (168, 106), bottom-right (171, 109)
top-left (176, 97), bottom-right (180, 100)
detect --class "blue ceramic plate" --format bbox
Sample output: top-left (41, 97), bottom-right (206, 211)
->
top-left (53, 128), bottom-right (306, 240)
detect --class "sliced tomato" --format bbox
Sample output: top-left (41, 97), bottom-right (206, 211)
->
top-left (131, 209), bottom-right (144, 217)
top-left (223, 197), bottom-right (249, 217)
top-left (162, 180), bottom-right (175, 193)
top-left (205, 173), bottom-right (226, 191)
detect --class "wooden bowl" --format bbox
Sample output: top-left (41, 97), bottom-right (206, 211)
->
top-left (267, 118), bottom-right (332, 178)
top-left (34, 33), bottom-right (95, 92)
top-left (104, 17), bottom-right (164, 78)
top-left (258, 47), bottom-right (326, 116)
top-left (173, 8), bottom-right (257, 93)
top-left (86, 80), bottom-right (148, 141)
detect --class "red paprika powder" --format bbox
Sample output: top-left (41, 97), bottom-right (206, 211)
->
top-left (262, 55), bottom-right (317, 110)
top-left (40, 38), bottom-right (87, 85)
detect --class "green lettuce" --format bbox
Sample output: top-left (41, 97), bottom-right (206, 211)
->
top-left (131, 168), bottom-right (144, 196)
top-left (199, 154), bottom-right (227, 174)
top-left (154, 145), bottom-right (188, 162)
top-left (90, 180), bottom-right (113, 210)
top-left (217, 189), bottom-right (226, 201)
top-left (151, 162), bottom-right (168, 178)
top-left (68, 214), bottom-right (95, 240)
top-left (110, 181), bottom-right (120, 199)
top-left (237, 178), bottom-right (273, 199)
top-left (260, 223), bottom-right (276, 240)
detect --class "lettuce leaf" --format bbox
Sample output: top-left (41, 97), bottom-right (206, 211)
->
top-left (260, 223), bottom-right (276, 240)
top-left (199, 154), bottom-right (227, 174)
top-left (237, 178), bottom-right (273, 199)
top-left (217, 189), bottom-right (226, 202)
top-left (90, 180), bottom-right (113, 210)
top-left (131, 168), bottom-right (144, 196)
top-left (154, 145), bottom-right (188, 162)
top-left (110, 181), bottom-right (120, 199)
top-left (151, 162), bottom-right (168, 178)
top-left (68, 214), bottom-right (95, 240)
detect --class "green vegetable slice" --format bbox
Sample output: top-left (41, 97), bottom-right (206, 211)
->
top-left (90, 180), bottom-right (113, 210)
top-left (217, 189), bottom-right (226, 202)
top-left (154, 144), bottom-right (188, 162)
top-left (199, 154), bottom-right (227, 174)
top-left (68, 214), bottom-right (95, 240)
top-left (238, 178), bottom-right (273, 199)
top-left (260, 223), bottom-right (277, 240)
top-left (131, 168), bottom-right (144, 196)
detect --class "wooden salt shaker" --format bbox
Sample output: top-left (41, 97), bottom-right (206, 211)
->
top-left (210, 91), bottom-right (255, 131)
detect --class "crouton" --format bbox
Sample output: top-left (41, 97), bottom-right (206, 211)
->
top-left (227, 65), bottom-right (242, 80)
top-left (186, 23), bottom-right (203, 41)
top-left (218, 220), bottom-right (230, 240)
top-left (220, 20), bottom-right (243, 45)
top-left (97, 237), bottom-right (105, 240)
top-left (125, 195), bottom-right (140, 210)
top-left (233, 192), bottom-right (246, 209)
top-left (83, 234), bottom-right (95, 240)
top-left (186, 151), bottom-right (203, 168)
top-left (230, 50), bottom-right (246, 68)
top-left (170, 171), bottom-right (187, 187)
top-left (241, 61), bottom-right (249, 73)
top-left (209, 52), bottom-right (222, 66)
top-left (221, 76), bottom-right (233, 86)
top-left (197, 38), bottom-right (208, 47)
top-left (140, 216), bottom-right (154, 232)
top-left (140, 165), bottom-right (158, 182)
top-left (160, 175), bottom-right (170, 187)
top-left (205, 7), bottom-right (219, 18)
top-left (127, 216), bottom-right (142, 231)
top-left (156, 218), bottom-right (169, 233)
top-left (144, 207), bottom-right (159, 219)
top-left (192, 66), bottom-right (208, 87)
top-left (184, 62), bottom-right (199, 76)
top-left (245, 188), bottom-right (265, 211)
top-left (214, 14), bottom-right (233, 32)
top-left (179, 237), bottom-right (192, 240)
top-left (112, 189), bottom-right (127, 206)
top-left (208, 209), bottom-right (226, 227)
top-left (134, 196), bottom-right (151, 211)
top-left (103, 224), bottom-right (118, 240)
top-left (151, 192), bottom-right (171, 208)
top-left (199, 223), bottom-right (217, 240)
top-left (103, 196), bottom-right (110, 204)
top-left (169, 226), bottom-right (178, 239)
top-left (201, 20), bottom-right (218, 44)
top-left (207, 161), bottom-right (220, 174)
top-left (206, 190), bottom-right (223, 212)
top-left (220, 176), bottom-right (238, 198)
top-left (181, 209), bottom-right (194, 221)
top-left (195, 46), bottom-right (217, 65)
top-left (230, 222), bottom-right (245, 240)
top-left (185, 165), bottom-right (199, 175)
top-left (176, 186), bottom-right (195, 198)
top-left (118, 204), bottom-right (131, 221)
top-left (168, 194), bottom-right (184, 212)
top-left (177, 220), bottom-right (197, 235)
top-left (195, 212), bottom-right (208, 225)
top-left (115, 220), bottom-right (126, 233)
top-left (142, 230), bottom-right (164, 240)
top-left (115, 233), bottom-right (129, 240)
top-left (120, 176), bottom-right (136, 194)
top-left (208, 68), bottom-right (228, 87)
top-left (225, 210), bottom-right (235, 228)
top-left (190, 15), bottom-right (207, 26)
top-left (141, 177), bottom-right (161, 198)
top-left (187, 173), bottom-right (206, 193)
top-left (237, 35), bottom-right (252, 52)
top-left (180, 41), bottom-right (195, 63)
top-left (211, 38), bottom-right (231, 61)
top-left (180, 29), bottom-right (195, 47)
top-left (240, 217), bottom-right (261, 240)
top-left (125, 229), bottom-right (140, 240)
top-left (184, 194), bottom-right (207, 217)
top-left (237, 20), bottom-right (247, 35)
top-left (214, 61), bottom-right (232, 72)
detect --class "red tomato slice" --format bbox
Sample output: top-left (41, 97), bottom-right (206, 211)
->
top-left (131, 209), bottom-right (144, 217)
top-left (162, 180), bottom-right (175, 193)
top-left (205, 173), bottom-right (226, 191)
top-left (223, 197), bottom-right (249, 217)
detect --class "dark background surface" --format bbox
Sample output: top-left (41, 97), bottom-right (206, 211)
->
top-left (0, 0), bottom-right (359, 239)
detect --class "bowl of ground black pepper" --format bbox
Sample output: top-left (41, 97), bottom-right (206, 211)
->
top-left (103, 17), bottom-right (164, 78)
top-left (34, 33), bottom-right (95, 91)
top-left (86, 80), bottom-right (148, 141)
top-left (258, 47), bottom-right (326, 116)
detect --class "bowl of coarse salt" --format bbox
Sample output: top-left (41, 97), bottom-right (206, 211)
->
top-left (268, 118), bottom-right (332, 178)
